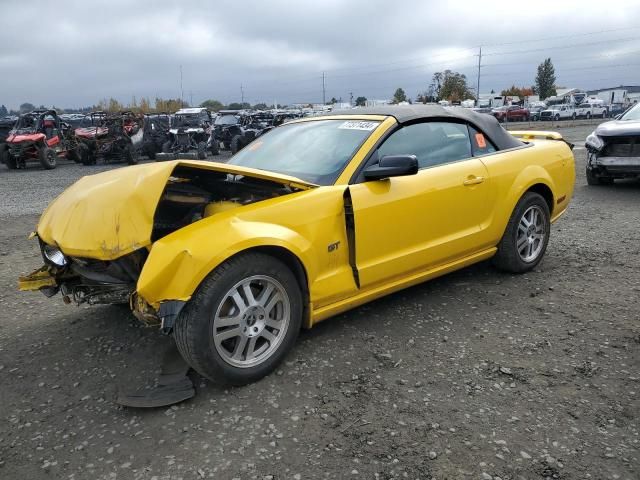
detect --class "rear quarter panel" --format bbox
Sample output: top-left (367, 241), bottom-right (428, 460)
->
top-left (477, 140), bottom-right (575, 249)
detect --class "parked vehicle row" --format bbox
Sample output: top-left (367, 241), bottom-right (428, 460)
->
top-left (0, 108), bottom-right (304, 169)
top-left (488, 102), bottom-right (626, 122)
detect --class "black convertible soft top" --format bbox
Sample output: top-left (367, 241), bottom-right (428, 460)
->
top-left (327, 105), bottom-right (524, 150)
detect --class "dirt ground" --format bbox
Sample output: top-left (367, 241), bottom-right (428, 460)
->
top-left (0, 124), bottom-right (638, 480)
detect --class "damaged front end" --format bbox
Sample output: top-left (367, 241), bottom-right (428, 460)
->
top-left (586, 115), bottom-right (640, 182)
top-left (20, 160), bottom-right (312, 331)
top-left (20, 237), bottom-right (145, 305)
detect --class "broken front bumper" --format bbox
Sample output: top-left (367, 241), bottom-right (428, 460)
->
top-left (590, 156), bottom-right (640, 175)
top-left (18, 266), bottom-right (58, 292)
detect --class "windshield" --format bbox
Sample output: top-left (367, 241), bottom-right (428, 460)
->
top-left (215, 115), bottom-right (239, 126)
top-left (173, 114), bottom-right (205, 128)
top-left (15, 114), bottom-right (38, 131)
top-left (228, 119), bottom-right (380, 185)
top-left (79, 114), bottom-right (105, 128)
top-left (620, 103), bottom-right (640, 121)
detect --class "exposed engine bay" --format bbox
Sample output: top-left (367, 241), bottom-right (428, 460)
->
top-left (29, 165), bottom-right (302, 313)
top-left (152, 165), bottom-right (298, 240)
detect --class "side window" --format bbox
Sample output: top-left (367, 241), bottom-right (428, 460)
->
top-left (468, 125), bottom-right (497, 156)
top-left (376, 122), bottom-right (472, 169)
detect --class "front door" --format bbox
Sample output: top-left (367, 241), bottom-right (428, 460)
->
top-left (348, 121), bottom-right (492, 289)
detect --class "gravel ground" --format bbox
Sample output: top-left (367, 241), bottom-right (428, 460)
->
top-left (0, 123), bottom-right (638, 480)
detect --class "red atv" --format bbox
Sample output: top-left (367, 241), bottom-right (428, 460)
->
top-left (1, 110), bottom-right (77, 170)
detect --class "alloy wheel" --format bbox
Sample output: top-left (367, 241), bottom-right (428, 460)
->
top-left (516, 205), bottom-right (546, 263)
top-left (212, 275), bottom-right (290, 368)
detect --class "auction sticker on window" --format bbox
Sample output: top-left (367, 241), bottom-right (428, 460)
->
top-left (338, 121), bottom-right (379, 131)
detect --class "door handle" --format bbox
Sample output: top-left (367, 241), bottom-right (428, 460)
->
top-left (463, 175), bottom-right (485, 186)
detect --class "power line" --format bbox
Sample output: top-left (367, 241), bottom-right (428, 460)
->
top-left (480, 26), bottom-right (640, 48)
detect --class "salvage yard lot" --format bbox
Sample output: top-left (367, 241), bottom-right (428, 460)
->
top-left (0, 122), bottom-right (638, 479)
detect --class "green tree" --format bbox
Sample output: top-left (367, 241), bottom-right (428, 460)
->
top-left (19, 102), bottom-right (35, 113)
top-left (392, 88), bottom-right (407, 104)
top-left (435, 70), bottom-right (473, 102)
top-left (327, 97), bottom-right (338, 105)
top-left (253, 103), bottom-right (268, 110)
top-left (535, 58), bottom-right (557, 100)
top-left (0, 105), bottom-right (7, 117)
top-left (355, 96), bottom-right (367, 107)
top-left (201, 99), bottom-right (224, 112)
top-left (227, 102), bottom-right (251, 110)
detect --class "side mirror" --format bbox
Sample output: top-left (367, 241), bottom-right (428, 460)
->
top-left (364, 154), bottom-right (418, 181)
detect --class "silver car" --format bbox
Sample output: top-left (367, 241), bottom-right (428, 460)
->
top-left (585, 103), bottom-right (640, 185)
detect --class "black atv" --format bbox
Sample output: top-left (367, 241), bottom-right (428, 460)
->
top-left (141, 113), bottom-right (170, 160)
top-left (74, 111), bottom-right (143, 166)
top-left (157, 108), bottom-right (217, 160)
top-left (212, 110), bottom-right (243, 151)
top-left (228, 111), bottom-right (274, 154)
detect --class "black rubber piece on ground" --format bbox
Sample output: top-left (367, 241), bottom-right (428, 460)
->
top-left (116, 342), bottom-right (194, 408)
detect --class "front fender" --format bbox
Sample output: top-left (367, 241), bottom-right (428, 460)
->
top-left (136, 217), bottom-right (316, 308)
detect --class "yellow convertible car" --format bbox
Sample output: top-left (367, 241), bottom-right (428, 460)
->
top-left (20, 106), bottom-right (575, 385)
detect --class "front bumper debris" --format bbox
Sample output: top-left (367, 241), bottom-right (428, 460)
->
top-left (18, 266), bottom-right (57, 291)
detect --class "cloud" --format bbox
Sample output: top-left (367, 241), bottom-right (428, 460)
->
top-left (1, 0), bottom-right (639, 109)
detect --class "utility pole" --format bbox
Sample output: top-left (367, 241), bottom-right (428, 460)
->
top-left (476, 47), bottom-right (482, 106)
top-left (240, 84), bottom-right (244, 105)
top-left (350, 92), bottom-right (353, 106)
top-left (180, 65), bottom-right (184, 107)
top-left (322, 72), bottom-right (326, 105)
top-left (190, 91), bottom-right (193, 107)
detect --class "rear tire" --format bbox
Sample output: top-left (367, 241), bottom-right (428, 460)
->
top-left (554, 114), bottom-right (560, 121)
top-left (79, 143), bottom-right (96, 166)
top-left (0, 145), bottom-right (14, 169)
top-left (492, 192), bottom-right (550, 273)
top-left (586, 112), bottom-right (591, 120)
top-left (174, 252), bottom-right (303, 385)
top-left (230, 135), bottom-right (244, 154)
top-left (39, 147), bottom-right (57, 170)
top-left (162, 140), bottom-right (172, 153)
top-left (124, 143), bottom-right (139, 165)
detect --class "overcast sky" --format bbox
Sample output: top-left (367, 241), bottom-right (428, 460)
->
top-left (1, 0), bottom-right (640, 110)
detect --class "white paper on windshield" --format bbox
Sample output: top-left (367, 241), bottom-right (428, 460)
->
top-left (338, 121), bottom-right (378, 131)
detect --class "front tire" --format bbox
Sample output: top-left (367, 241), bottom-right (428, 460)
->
top-left (174, 252), bottom-right (303, 385)
top-left (230, 135), bottom-right (244, 154)
top-left (197, 141), bottom-right (207, 160)
top-left (586, 166), bottom-right (614, 186)
top-left (39, 147), bottom-right (57, 170)
top-left (492, 192), bottom-right (550, 273)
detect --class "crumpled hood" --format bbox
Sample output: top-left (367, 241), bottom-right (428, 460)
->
top-left (595, 119), bottom-right (640, 137)
top-left (37, 160), bottom-right (314, 260)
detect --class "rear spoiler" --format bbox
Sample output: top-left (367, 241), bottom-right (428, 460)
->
top-left (509, 130), bottom-right (574, 150)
